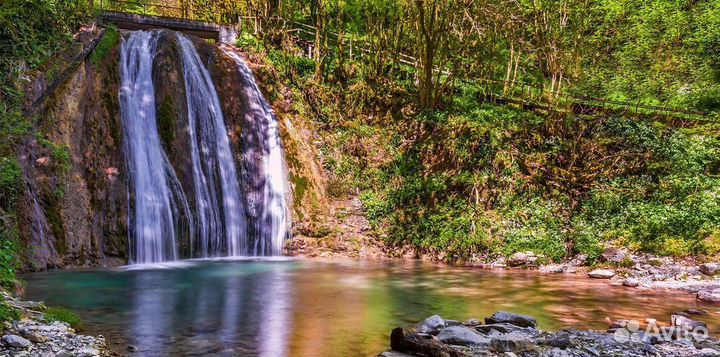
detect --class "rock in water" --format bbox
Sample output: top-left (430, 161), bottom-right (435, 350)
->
top-left (2, 334), bottom-right (32, 348)
top-left (417, 315), bottom-right (445, 335)
top-left (697, 289), bottom-right (720, 303)
top-left (485, 312), bottom-right (537, 328)
top-left (588, 269), bottom-right (615, 279)
top-left (700, 263), bottom-right (720, 276)
top-left (622, 278), bottom-right (640, 287)
top-left (436, 326), bottom-right (490, 346)
top-left (490, 332), bottom-right (535, 352)
top-left (671, 314), bottom-right (707, 330)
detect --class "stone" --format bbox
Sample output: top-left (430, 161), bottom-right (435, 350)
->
top-left (544, 332), bottom-right (571, 349)
top-left (490, 333), bottom-right (535, 353)
top-left (507, 252), bottom-right (529, 267)
top-left (77, 348), bottom-right (100, 357)
top-left (700, 263), bottom-right (720, 276)
top-left (476, 323), bottom-right (522, 334)
top-left (20, 329), bottom-right (47, 343)
top-left (2, 335), bottom-right (32, 349)
top-left (697, 289), bottom-right (720, 303)
top-left (588, 269), bottom-right (615, 279)
top-left (671, 314), bottom-right (707, 330)
top-left (54, 351), bottom-right (74, 357)
top-left (437, 326), bottom-right (490, 346)
top-left (599, 248), bottom-right (630, 264)
top-left (622, 278), bottom-right (640, 287)
top-left (684, 308), bottom-right (708, 315)
top-left (699, 348), bottom-right (720, 356)
top-left (485, 312), bottom-right (537, 328)
top-left (540, 265), bottom-right (565, 274)
top-left (417, 315), bottom-right (445, 335)
top-left (445, 320), bottom-right (462, 327)
top-left (463, 318), bottom-right (482, 326)
top-left (378, 352), bottom-right (416, 357)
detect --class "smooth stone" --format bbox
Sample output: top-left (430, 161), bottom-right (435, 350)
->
top-left (20, 329), bottom-right (47, 343)
top-left (417, 315), bottom-right (445, 335)
top-left (622, 278), bottom-right (640, 287)
top-left (671, 314), bottom-right (707, 330)
top-left (490, 332), bottom-right (535, 352)
top-left (437, 326), bottom-right (490, 346)
top-left (77, 348), bottom-right (100, 357)
top-left (507, 252), bottom-right (529, 267)
top-left (541, 265), bottom-right (564, 274)
top-left (445, 320), bottom-right (462, 327)
top-left (55, 351), bottom-right (73, 357)
top-left (378, 352), bottom-right (416, 357)
top-left (599, 248), bottom-right (629, 264)
top-left (700, 263), bottom-right (720, 276)
top-left (588, 269), bottom-right (615, 279)
top-left (485, 312), bottom-right (537, 328)
top-left (2, 335), bottom-right (32, 349)
top-left (463, 318), bottom-right (482, 326)
top-left (699, 348), bottom-right (720, 356)
top-left (697, 289), bottom-right (720, 303)
top-left (685, 308), bottom-right (708, 315)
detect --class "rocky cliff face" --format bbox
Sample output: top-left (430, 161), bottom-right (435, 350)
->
top-left (18, 28), bottom-right (127, 271)
top-left (16, 27), bottom-right (326, 271)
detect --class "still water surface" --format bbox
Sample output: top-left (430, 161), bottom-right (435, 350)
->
top-left (22, 258), bottom-right (720, 357)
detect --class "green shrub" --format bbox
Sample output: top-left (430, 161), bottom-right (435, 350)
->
top-left (0, 301), bottom-right (20, 322)
top-left (45, 307), bottom-right (83, 330)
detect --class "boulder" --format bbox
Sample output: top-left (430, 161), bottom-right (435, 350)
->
top-left (436, 326), bottom-right (490, 346)
top-left (490, 332), bottom-right (535, 352)
top-left (1, 334), bottom-right (32, 349)
top-left (599, 248), bottom-right (630, 264)
top-left (700, 263), bottom-right (720, 276)
top-left (697, 289), bottom-right (720, 303)
top-left (507, 252), bottom-right (529, 267)
top-left (417, 315), bottom-right (445, 335)
top-left (588, 269), bottom-right (615, 279)
top-left (485, 312), bottom-right (537, 328)
top-left (671, 314), bottom-right (707, 330)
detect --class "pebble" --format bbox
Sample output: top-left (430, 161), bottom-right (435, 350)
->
top-left (588, 269), bottom-right (615, 279)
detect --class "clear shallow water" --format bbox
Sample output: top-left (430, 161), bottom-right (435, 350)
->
top-left (21, 259), bottom-right (720, 357)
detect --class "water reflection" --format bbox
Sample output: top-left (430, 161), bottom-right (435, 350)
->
top-left (20, 259), bottom-right (720, 357)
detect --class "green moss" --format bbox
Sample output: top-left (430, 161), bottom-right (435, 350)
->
top-left (90, 26), bottom-right (120, 66)
top-left (45, 307), bottom-right (83, 330)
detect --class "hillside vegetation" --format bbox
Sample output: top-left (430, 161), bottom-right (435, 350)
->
top-left (234, 0), bottom-right (720, 262)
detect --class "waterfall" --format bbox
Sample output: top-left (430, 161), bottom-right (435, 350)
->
top-left (222, 47), bottom-right (289, 256)
top-left (119, 31), bottom-right (192, 264)
top-left (176, 33), bottom-right (248, 257)
top-left (119, 30), bottom-right (288, 263)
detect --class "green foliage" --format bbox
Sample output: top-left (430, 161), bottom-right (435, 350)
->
top-left (0, 301), bottom-right (20, 322)
top-left (44, 307), bottom-right (83, 330)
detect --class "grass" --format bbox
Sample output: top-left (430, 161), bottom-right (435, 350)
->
top-left (45, 306), bottom-right (83, 330)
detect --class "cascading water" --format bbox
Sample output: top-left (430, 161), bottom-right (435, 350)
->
top-left (176, 33), bottom-right (248, 257)
top-left (222, 47), bottom-right (289, 256)
top-left (119, 31), bottom-right (193, 264)
top-left (119, 30), bottom-right (288, 263)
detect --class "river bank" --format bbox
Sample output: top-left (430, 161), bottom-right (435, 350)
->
top-left (379, 312), bottom-right (720, 357)
top-left (0, 292), bottom-right (109, 357)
